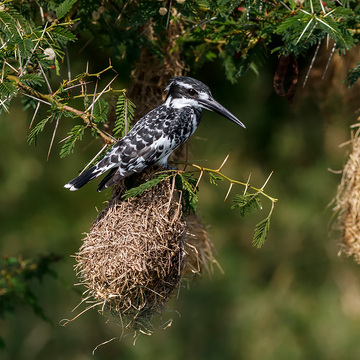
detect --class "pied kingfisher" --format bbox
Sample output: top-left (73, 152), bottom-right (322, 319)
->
top-left (64, 76), bottom-right (245, 192)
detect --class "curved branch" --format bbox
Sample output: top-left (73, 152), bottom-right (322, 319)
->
top-left (7, 75), bottom-right (116, 144)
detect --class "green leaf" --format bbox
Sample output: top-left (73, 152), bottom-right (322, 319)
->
top-left (28, 115), bottom-right (54, 145)
top-left (48, 26), bottom-right (77, 46)
top-left (0, 80), bottom-right (17, 98)
top-left (59, 125), bottom-right (86, 158)
top-left (0, 254), bottom-right (60, 322)
top-left (52, 0), bottom-right (78, 20)
top-left (175, 172), bottom-right (198, 214)
top-left (209, 172), bottom-right (224, 186)
top-left (122, 173), bottom-right (172, 200)
top-left (253, 216), bottom-right (271, 248)
top-left (346, 62), bottom-right (360, 88)
top-left (20, 74), bottom-right (45, 88)
top-left (55, 57), bottom-right (60, 76)
top-left (231, 193), bottom-right (262, 217)
top-left (114, 93), bottom-right (135, 138)
top-left (92, 97), bottom-right (109, 124)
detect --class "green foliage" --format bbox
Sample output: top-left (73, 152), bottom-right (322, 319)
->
top-left (175, 172), bottom-right (199, 214)
top-left (1, 0), bottom-right (359, 104)
top-left (60, 124), bottom-right (86, 158)
top-left (27, 114), bottom-right (57, 145)
top-left (253, 216), bottom-right (271, 249)
top-left (346, 62), bottom-right (360, 87)
top-left (122, 173), bottom-right (173, 200)
top-left (0, 1), bottom-right (77, 112)
top-left (0, 80), bottom-right (17, 111)
top-left (2, 0), bottom-right (359, 145)
top-left (0, 254), bottom-right (60, 315)
top-left (122, 163), bottom-right (275, 248)
top-left (114, 92), bottom-right (135, 139)
top-left (47, 25), bottom-right (77, 47)
top-left (209, 172), bottom-right (224, 186)
top-left (231, 193), bottom-right (262, 217)
top-left (51, 0), bottom-right (78, 20)
top-left (174, 1), bottom-right (359, 81)
top-left (20, 73), bottom-right (45, 87)
top-left (92, 97), bottom-right (109, 125)
top-left (122, 171), bottom-right (199, 215)
top-left (0, 254), bottom-right (61, 345)
top-left (275, 7), bottom-right (355, 56)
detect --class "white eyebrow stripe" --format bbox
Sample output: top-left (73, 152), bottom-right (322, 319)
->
top-left (176, 81), bottom-right (193, 89)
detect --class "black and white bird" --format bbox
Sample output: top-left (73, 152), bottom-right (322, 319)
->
top-left (64, 76), bottom-right (245, 192)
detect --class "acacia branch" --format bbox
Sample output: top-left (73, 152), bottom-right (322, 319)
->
top-left (7, 75), bottom-right (116, 144)
top-left (188, 163), bottom-right (278, 204)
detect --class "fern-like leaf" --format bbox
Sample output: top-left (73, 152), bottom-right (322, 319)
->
top-left (231, 193), bottom-right (262, 217)
top-left (122, 173), bottom-right (172, 200)
top-left (209, 172), bottom-right (224, 186)
top-left (0, 80), bottom-right (17, 98)
top-left (92, 97), bottom-right (109, 124)
top-left (346, 62), bottom-right (360, 88)
top-left (21, 74), bottom-right (45, 88)
top-left (253, 216), bottom-right (271, 248)
top-left (47, 26), bottom-right (76, 46)
top-left (28, 115), bottom-right (54, 145)
top-left (175, 172), bottom-right (198, 214)
top-left (52, 0), bottom-right (78, 20)
top-left (114, 93), bottom-right (135, 138)
top-left (60, 125), bottom-right (85, 158)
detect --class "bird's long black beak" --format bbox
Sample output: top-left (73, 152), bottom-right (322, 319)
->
top-left (198, 97), bottom-right (246, 128)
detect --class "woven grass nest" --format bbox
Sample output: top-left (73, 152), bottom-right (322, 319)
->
top-left (74, 169), bottom-right (216, 333)
top-left (334, 126), bottom-right (360, 263)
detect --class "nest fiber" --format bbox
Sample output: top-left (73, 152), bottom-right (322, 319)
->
top-left (335, 127), bottom-right (360, 263)
top-left (75, 171), bottom-right (216, 332)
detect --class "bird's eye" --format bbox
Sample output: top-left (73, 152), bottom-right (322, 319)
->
top-left (188, 88), bottom-right (197, 96)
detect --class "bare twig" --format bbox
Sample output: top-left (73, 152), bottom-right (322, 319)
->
top-left (86, 74), bottom-right (118, 113)
top-left (47, 115), bottom-right (60, 160)
top-left (80, 144), bottom-right (108, 174)
top-left (224, 182), bottom-right (233, 202)
top-left (303, 40), bottom-right (321, 88)
top-left (39, 62), bottom-right (53, 93)
top-left (65, 46), bottom-right (72, 82)
top-left (322, 42), bottom-right (336, 80)
top-left (29, 101), bottom-right (41, 130)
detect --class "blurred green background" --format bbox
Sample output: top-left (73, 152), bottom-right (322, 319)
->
top-left (2, 45), bottom-right (360, 360)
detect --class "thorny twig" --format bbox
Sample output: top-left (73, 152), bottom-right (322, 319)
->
top-left (7, 73), bottom-right (118, 145)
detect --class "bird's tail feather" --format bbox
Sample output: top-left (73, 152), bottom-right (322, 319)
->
top-left (97, 168), bottom-right (118, 192)
top-left (64, 165), bottom-right (102, 191)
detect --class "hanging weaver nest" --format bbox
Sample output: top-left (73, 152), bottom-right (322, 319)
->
top-left (334, 125), bottom-right (360, 263)
top-left (74, 169), bottom-right (217, 333)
